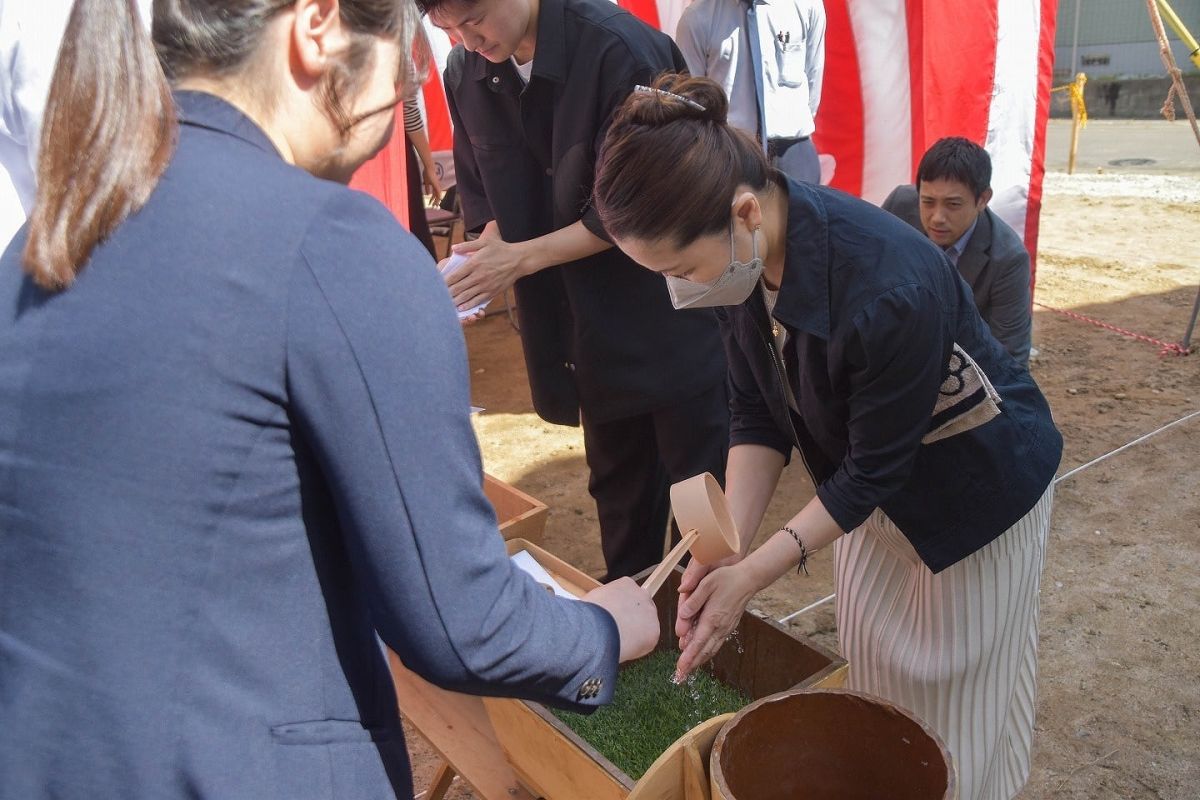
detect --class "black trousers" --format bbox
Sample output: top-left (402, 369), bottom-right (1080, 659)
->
top-left (404, 135), bottom-right (437, 259)
top-left (581, 382), bottom-right (729, 581)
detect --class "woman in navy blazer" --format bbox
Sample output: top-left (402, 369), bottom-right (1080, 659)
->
top-left (593, 75), bottom-right (1062, 800)
top-left (0, 2), bottom-right (658, 799)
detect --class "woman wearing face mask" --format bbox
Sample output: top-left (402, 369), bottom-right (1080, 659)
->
top-left (593, 75), bottom-right (1062, 800)
top-left (0, 2), bottom-right (659, 798)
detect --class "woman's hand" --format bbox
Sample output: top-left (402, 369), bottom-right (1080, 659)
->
top-left (675, 551), bottom-right (742, 646)
top-left (422, 164), bottom-right (443, 206)
top-left (582, 577), bottom-right (660, 663)
top-left (673, 561), bottom-right (762, 681)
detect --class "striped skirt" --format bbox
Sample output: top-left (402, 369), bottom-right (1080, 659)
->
top-left (834, 485), bottom-right (1054, 800)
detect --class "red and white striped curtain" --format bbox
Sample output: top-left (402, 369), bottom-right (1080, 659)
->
top-left (812, 0), bottom-right (1058, 275)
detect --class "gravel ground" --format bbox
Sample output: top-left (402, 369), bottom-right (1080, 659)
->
top-left (1042, 171), bottom-right (1200, 204)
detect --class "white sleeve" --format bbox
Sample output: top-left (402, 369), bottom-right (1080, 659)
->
top-left (674, 6), bottom-right (708, 77)
top-left (805, 0), bottom-right (826, 118)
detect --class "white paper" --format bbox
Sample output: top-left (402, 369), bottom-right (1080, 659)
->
top-left (440, 253), bottom-right (490, 320)
top-left (510, 550), bottom-right (576, 599)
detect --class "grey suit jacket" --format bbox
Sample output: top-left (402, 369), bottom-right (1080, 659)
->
top-left (882, 184), bottom-right (1032, 366)
top-left (0, 92), bottom-right (619, 800)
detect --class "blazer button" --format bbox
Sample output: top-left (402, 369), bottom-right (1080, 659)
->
top-left (564, 361), bottom-right (575, 371)
top-left (491, 76), bottom-right (500, 84)
top-left (576, 677), bottom-right (603, 701)
top-left (545, 167), bottom-right (553, 176)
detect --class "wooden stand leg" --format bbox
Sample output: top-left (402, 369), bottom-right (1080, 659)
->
top-left (426, 760), bottom-right (457, 800)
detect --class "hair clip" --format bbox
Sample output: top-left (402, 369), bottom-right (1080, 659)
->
top-left (633, 85), bottom-right (706, 112)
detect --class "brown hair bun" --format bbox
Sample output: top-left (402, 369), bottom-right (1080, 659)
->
top-left (595, 72), bottom-right (770, 248)
top-left (615, 73), bottom-right (728, 128)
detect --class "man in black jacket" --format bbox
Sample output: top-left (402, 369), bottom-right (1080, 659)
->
top-left (423, 0), bottom-right (729, 579)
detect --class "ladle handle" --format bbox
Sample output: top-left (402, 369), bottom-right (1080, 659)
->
top-left (641, 529), bottom-right (700, 598)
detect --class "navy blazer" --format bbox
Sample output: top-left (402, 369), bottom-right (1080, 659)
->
top-left (881, 184), bottom-right (1033, 366)
top-left (0, 92), bottom-right (618, 800)
top-left (719, 178), bottom-right (1061, 572)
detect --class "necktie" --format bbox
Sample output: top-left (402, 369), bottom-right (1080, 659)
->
top-left (744, 1), bottom-right (769, 154)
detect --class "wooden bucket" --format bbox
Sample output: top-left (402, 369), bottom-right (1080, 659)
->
top-left (710, 689), bottom-right (956, 800)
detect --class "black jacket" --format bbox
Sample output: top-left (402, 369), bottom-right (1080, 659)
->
top-left (445, 0), bottom-right (725, 425)
top-left (721, 178), bottom-right (1061, 572)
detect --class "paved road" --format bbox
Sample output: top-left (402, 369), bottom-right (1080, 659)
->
top-left (1045, 118), bottom-right (1200, 174)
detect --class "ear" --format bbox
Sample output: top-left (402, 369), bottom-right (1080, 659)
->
top-left (290, 0), bottom-right (348, 83)
top-left (731, 190), bottom-right (762, 233)
top-left (977, 187), bottom-right (994, 210)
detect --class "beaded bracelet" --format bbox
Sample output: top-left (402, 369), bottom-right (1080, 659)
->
top-left (781, 526), bottom-right (810, 575)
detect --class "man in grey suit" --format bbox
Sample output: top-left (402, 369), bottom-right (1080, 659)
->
top-left (882, 137), bottom-right (1032, 366)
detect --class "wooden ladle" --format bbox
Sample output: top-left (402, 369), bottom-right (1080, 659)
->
top-left (641, 472), bottom-right (741, 597)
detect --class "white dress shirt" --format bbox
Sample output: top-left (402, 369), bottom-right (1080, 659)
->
top-left (0, 0), bottom-right (152, 250)
top-left (676, 0), bottom-right (825, 141)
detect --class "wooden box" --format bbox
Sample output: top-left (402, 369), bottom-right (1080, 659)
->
top-left (480, 541), bottom-right (848, 800)
top-left (483, 473), bottom-right (548, 545)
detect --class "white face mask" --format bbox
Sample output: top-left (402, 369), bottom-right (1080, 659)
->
top-left (666, 220), bottom-right (764, 310)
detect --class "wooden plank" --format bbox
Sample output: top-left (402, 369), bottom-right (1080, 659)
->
top-left (808, 662), bottom-right (849, 689)
top-left (625, 712), bottom-right (732, 800)
top-left (504, 538), bottom-right (601, 596)
top-left (483, 696), bottom-right (631, 800)
top-left (426, 761), bottom-right (457, 800)
top-left (491, 541), bottom-right (629, 797)
top-left (485, 474), bottom-right (549, 545)
top-left (388, 651), bottom-right (535, 800)
top-left (682, 742), bottom-right (707, 800)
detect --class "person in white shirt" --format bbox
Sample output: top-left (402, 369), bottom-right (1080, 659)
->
top-left (0, 0), bottom-right (152, 250)
top-left (675, 0), bottom-right (824, 183)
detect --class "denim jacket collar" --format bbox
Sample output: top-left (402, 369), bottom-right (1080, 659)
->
top-left (770, 177), bottom-right (832, 341)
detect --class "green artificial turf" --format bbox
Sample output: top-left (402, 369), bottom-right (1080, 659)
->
top-left (551, 650), bottom-right (750, 781)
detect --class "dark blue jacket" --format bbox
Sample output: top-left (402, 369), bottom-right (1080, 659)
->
top-left (0, 92), bottom-right (618, 800)
top-left (720, 179), bottom-right (1061, 572)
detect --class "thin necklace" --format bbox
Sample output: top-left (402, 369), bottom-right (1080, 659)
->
top-left (760, 280), bottom-right (781, 338)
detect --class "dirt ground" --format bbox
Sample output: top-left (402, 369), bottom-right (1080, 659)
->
top-left (403, 170), bottom-right (1200, 799)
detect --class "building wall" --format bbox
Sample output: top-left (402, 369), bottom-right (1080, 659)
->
top-left (1049, 73), bottom-right (1200, 118)
top-left (1053, 0), bottom-right (1200, 77)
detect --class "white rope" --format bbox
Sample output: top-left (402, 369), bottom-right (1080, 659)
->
top-left (778, 592), bottom-right (836, 624)
top-left (1053, 408), bottom-right (1200, 485)
top-left (774, 408), bottom-right (1200, 624)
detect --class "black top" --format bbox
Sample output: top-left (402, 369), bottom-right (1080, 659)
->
top-left (444, 0), bottom-right (725, 425)
top-left (719, 178), bottom-right (1062, 573)
top-left (0, 92), bottom-right (619, 800)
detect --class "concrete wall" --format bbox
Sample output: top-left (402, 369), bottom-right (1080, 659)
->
top-left (1053, 0), bottom-right (1200, 78)
top-left (1049, 74), bottom-right (1200, 119)
top-left (1054, 40), bottom-right (1199, 79)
